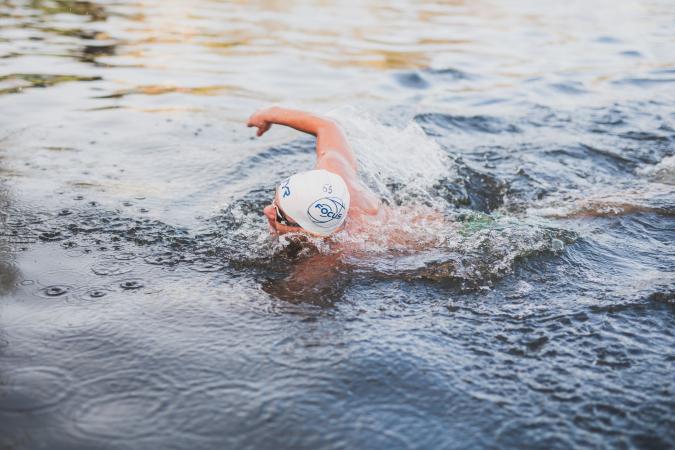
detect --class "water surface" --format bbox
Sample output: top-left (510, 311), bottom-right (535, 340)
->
top-left (1, 0), bottom-right (674, 449)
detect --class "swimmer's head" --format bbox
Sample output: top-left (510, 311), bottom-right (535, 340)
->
top-left (263, 169), bottom-right (350, 236)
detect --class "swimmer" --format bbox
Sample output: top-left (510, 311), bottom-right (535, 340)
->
top-left (247, 106), bottom-right (383, 237)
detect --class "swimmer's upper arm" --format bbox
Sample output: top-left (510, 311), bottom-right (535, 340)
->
top-left (315, 120), bottom-right (358, 171)
top-left (315, 150), bottom-right (355, 180)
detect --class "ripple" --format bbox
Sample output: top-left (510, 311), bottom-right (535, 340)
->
top-left (114, 252), bottom-right (137, 261)
top-left (393, 71), bottom-right (429, 89)
top-left (189, 258), bottom-right (225, 273)
top-left (169, 380), bottom-right (260, 437)
top-left (0, 366), bottom-right (73, 413)
top-left (119, 278), bottom-right (144, 290)
top-left (144, 252), bottom-right (183, 266)
top-left (268, 335), bottom-right (350, 370)
top-left (72, 392), bottom-right (167, 440)
top-left (256, 381), bottom-right (341, 427)
top-left (619, 50), bottom-right (642, 58)
top-left (52, 320), bottom-right (122, 356)
top-left (38, 230), bottom-right (70, 241)
top-left (414, 112), bottom-right (520, 135)
top-left (549, 81), bottom-right (588, 95)
top-left (496, 418), bottom-right (575, 449)
top-left (0, 73), bottom-right (101, 96)
top-left (36, 284), bottom-right (71, 298)
top-left (424, 66), bottom-right (470, 80)
top-left (334, 403), bottom-right (438, 449)
top-left (613, 77), bottom-right (675, 87)
top-left (69, 370), bottom-right (178, 441)
top-left (619, 130), bottom-right (669, 142)
top-left (324, 423), bottom-right (412, 449)
top-left (91, 260), bottom-right (133, 276)
top-left (73, 286), bottom-right (115, 300)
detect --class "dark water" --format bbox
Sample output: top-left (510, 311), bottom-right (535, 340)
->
top-left (1, 1), bottom-right (675, 449)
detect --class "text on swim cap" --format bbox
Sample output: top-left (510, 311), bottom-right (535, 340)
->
top-left (307, 197), bottom-right (345, 228)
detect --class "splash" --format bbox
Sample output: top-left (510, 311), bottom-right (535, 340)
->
top-left (639, 155), bottom-right (675, 186)
top-left (231, 109), bottom-right (574, 284)
top-left (336, 210), bottom-right (572, 286)
top-left (527, 183), bottom-right (675, 218)
top-left (327, 107), bottom-right (451, 208)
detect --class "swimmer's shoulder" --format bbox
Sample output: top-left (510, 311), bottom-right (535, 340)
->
top-left (348, 183), bottom-right (380, 216)
top-left (315, 150), bottom-right (355, 175)
top-left (316, 151), bottom-right (380, 216)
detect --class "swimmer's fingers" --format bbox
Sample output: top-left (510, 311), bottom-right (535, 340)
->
top-left (255, 122), bottom-right (271, 136)
top-left (246, 114), bottom-right (272, 137)
top-left (247, 122), bottom-right (271, 137)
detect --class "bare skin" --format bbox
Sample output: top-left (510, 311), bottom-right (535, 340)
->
top-left (247, 106), bottom-right (382, 235)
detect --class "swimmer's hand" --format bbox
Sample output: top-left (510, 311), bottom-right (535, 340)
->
top-left (247, 109), bottom-right (272, 137)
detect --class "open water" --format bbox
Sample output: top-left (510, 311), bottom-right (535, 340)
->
top-left (0, 1), bottom-right (674, 449)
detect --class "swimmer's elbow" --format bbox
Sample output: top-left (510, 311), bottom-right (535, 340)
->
top-left (314, 118), bottom-right (341, 139)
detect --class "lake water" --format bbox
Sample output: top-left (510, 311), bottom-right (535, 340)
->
top-left (1, 0), bottom-right (674, 449)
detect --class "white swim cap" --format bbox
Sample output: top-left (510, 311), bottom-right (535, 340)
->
top-left (276, 169), bottom-right (350, 236)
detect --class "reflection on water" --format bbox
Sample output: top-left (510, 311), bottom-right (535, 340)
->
top-left (0, 73), bottom-right (100, 94)
top-left (1, 0), bottom-right (675, 449)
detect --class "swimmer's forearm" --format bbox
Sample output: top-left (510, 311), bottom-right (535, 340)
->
top-left (258, 107), bottom-right (332, 136)
top-left (248, 106), bottom-right (355, 167)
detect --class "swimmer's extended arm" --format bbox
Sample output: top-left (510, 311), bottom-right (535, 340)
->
top-left (247, 107), bottom-right (357, 169)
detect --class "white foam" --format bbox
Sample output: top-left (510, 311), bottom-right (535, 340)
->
top-left (639, 155), bottom-right (675, 185)
top-left (326, 106), bottom-right (451, 208)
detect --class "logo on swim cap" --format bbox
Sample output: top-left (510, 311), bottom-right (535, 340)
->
top-left (279, 178), bottom-right (291, 198)
top-left (307, 197), bottom-right (345, 228)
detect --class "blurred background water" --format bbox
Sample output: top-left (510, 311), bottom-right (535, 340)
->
top-left (0, 0), bottom-right (674, 449)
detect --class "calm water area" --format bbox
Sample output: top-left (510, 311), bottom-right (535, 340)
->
top-left (0, 0), bottom-right (674, 449)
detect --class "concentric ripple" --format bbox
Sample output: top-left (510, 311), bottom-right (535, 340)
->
top-left (72, 392), bottom-right (168, 441)
top-left (68, 370), bottom-right (179, 442)
top-left (0, 366), bottom-right (73, 413)
top-left (36, 284), bottom-right (71, 298)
